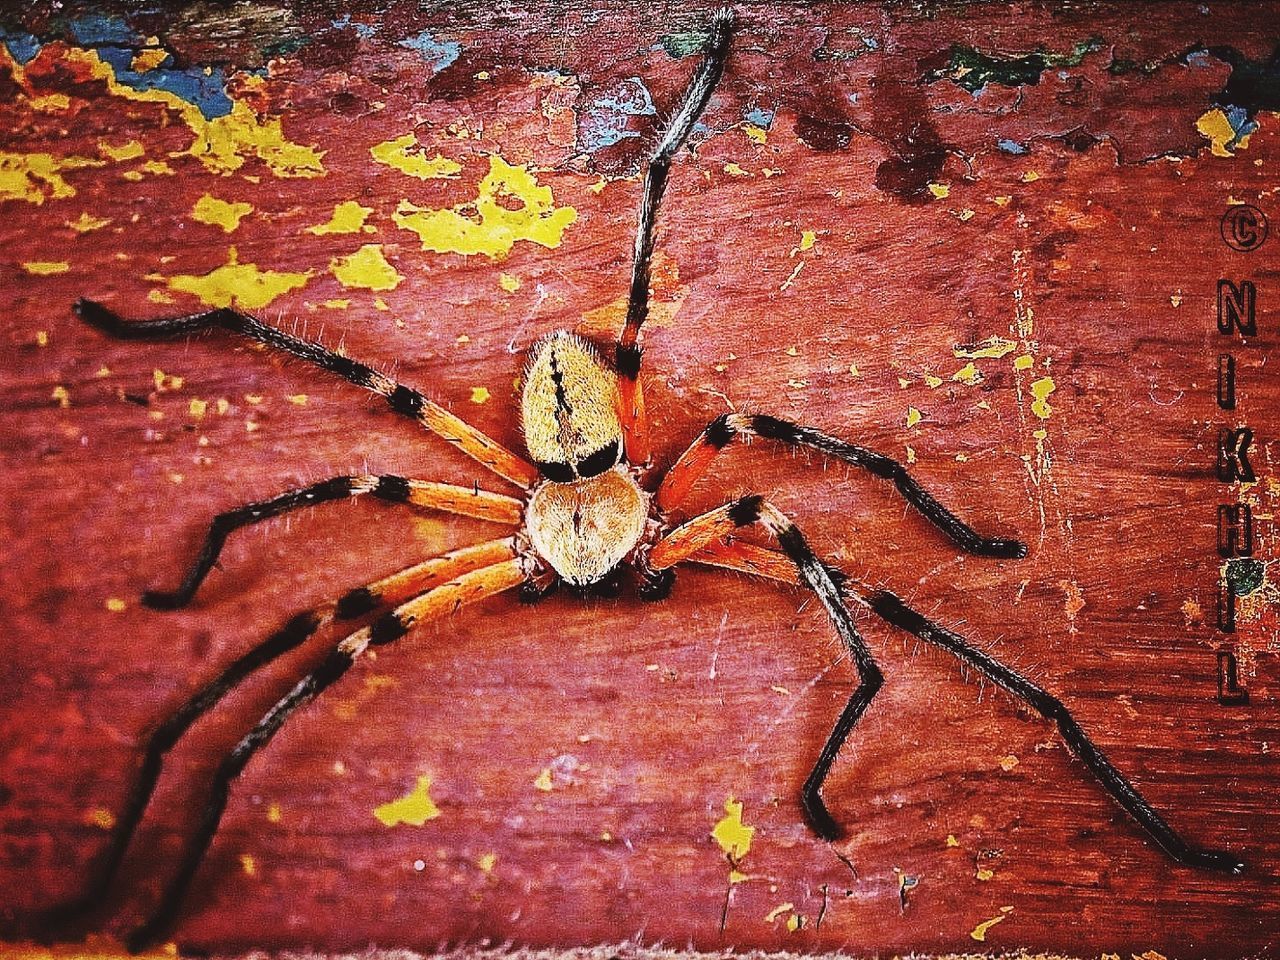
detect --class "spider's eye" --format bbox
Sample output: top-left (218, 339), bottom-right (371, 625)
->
top-left (536, 460), bottom-right (576, 484)
top-left (575, 439), bottom-right (622, 478)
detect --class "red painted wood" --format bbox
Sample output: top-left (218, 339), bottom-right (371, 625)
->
top-left (1, 2), bottom-right (1277, 956)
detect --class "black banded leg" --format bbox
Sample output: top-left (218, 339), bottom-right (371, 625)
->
top-left (614, 9), bottom-right (733, 464)
top-left (649, 494), bottom-right (884, 840)
top-left (125, 646), bottom-right (357, 952)
top-left (73, 299), bottom-right (540, 487)
top-left (867, 590), bottom-right (1245, 873)
top-left (144, 475), bottom-right (522, 609)
top-left (125, 558), bottom-right (526, 951)
top-left (32, 609), bottom-right (329, 938)
top-left (656, 412), bottom-right (1026, 559)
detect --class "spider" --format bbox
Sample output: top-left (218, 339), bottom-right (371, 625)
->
top-left (46, 9), bottom-right (1241, 953)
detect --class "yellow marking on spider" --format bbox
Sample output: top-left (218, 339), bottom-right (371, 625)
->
top-left (373, 775), bottom-right (441, 827)
top-left (306, 200), bottom-right (375, 235)
top-left (192, 194), bottom-right (253, 233)
top-left (166, 247), bottom-right (311, 310)
top-left (370, 134), bottom-right (463, 179)
top-left (330, 244), bottom-right (402, 291)
top-left (393, 155), bottom-right (577, 259)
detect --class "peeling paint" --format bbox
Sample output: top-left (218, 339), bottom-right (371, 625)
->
top-left (711, 796), bottom-right (754, 862)
top-left (192, 193), bottom-right (253, 233)
top-left (373, 775), bottom-right (441, 827)
top-left (330, 244), bottom-right (402, 291)
top-left (167, 246), bottom-right (310, 309)
top-left (306, 200), bottom-right (375, 235)
top-left (370, 134), bottom-right (463, 179)
top-left (393, 155), bottom-right (577, 259)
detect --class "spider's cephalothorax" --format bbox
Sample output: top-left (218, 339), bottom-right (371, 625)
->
top-left (522, 331), bottom-right (649, 588)
top-left (47, 7), bottom-right (1242, 954)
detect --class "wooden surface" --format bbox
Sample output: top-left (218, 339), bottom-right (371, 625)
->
top-left (1, 1), bottom-right (1278, 956)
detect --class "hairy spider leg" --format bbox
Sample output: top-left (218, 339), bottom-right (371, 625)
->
top-left (35, 539), bottom-right (518, 940)
top-left (649, 495), bottom-right (882, 841)
top-left (615, 9), bottom-right (733, 467)
top-left (656, 412), bottom-right (1027, 559)
top-left (74, 299), bottom-right (540, 489)
top-left (143, 475), bottom-right (523, 609)
top-left (684, 539), bottom-right (1246, 873)
top-left (126, 557), bottom-right (527, 952)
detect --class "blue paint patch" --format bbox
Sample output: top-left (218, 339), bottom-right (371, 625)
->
top-left (743, 106), bottom-right (774, 128)
top-left (398, 30), bottom-right (461, 75)
top-left (94, 45), bottom-right (233, 119)
top-left (333, 14), bottom-right (376, 40)
top-left (1221, 103), bottom-right (1259, 150)
top-left (1186, 49), bottom-right (1213, 68)
top-left (997, 138), bottom-right (1029, 155)
top-left (579, 76), bottom-right (656, 152)
top-left (0, 28), bottom-right (41, 64)
top-left (68, 14), bottom-right (138, 47)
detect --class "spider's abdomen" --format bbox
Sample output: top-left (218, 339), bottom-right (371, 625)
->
top-left (525, 466), bottom-right (648, 586)
top-left (522, 331), bottom-right (623, 482)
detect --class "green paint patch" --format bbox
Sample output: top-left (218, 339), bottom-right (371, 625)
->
top-left (661, 30), bottom-right (711, 58)
top-left (1225, 557), bottom-right (1265, 597)
top-left (933, 39), bottom-right (1102, 92)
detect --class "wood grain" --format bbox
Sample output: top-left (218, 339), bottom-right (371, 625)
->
top-left (0, 2), bottom-right (1277, 956)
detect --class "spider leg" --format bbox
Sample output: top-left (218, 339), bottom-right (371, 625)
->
top-left (74, 299), bottom-right (540, 489)
top-left (125, 556), bottom-right (527, 952)
top-left (655, 412), bottom-right (1026, 559)
top-left (648, 495), bottom-right (883, 841)
top-left (34, 539), bottom-right (518, 939)
top-left (684, 539), bottom-right (1245, 874)
top-left (143, 474), bottom-right (522, 609)
top-left (615, 10), bottom-right (733, 466)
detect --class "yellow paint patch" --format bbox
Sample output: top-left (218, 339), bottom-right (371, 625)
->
top-left (21, 261), bottom-right (70, 275)
top-left (1014, 353), bottom-right (1035, 371)
top-left (147, 289), bottom-right (175, 304)
top-left (371, 134), bottom-right (463, 179)
top-left (976, 867), bottom-right (994, 881)
top-left (470, 386), bottom-right (491, 404)
top-left (51, 385), bottom-right (71, 408)
top-left (306, 200), bottom-right (375, 235)
top-left (267, 802), bottom-right (282, 823)
top-left (906, 406), bottom-right (923, 428)
top-left (167, 246), bottom-right (311, 310)
top-left (286, 394), bottom-right (308, 406)
top-left (35, 330), bottom-right (49, 347)
top-left (239, 853), bottom-right (257, 876)
top-left (330, 243), bottom-right (403, 291)
top-left (970, 906), bottom-right (1014, 941)
top-left (954, 336), bottom-right (1016, 359)
top-left (152, 369), bottom-right (185, 392)
top-left (743, 124), bottom-right (767, 144)
top-left (83, 807), bottom-right (117, 829)
top-left (1029, 376), bottom-right (1056, 419)
top-left (924, 372), bottom-right (943, 388)
top-left (374, 775), bottom-right (441, 827)
top-left (711, 796), bottom-right (754, 862)
top-left (393, 155), bottom-right (577, 259)
top-left (499, 272), bottom-right (521, 292)
top-left (321, 299), bottom-right (350, 309)
top-left (928, 182), bottom-right (950, 199)
top-left (189, 398), bottom-right (208, 419)
top-left (192, 194), bottom-right (254, 233)
top-left (0, 150), bottom-right (101, 204)
top-left (63, 48), bottom-right (325, 178)
top-left (98, 139), bottom-right (145, 162)
top-left (132, 48), bottom-right (169, 72)
top-left (723, 162), bottom-right (751, 177)
top-left (945, 834), bottom-right (960, 848)
top-left (1197, 108), bottom-right (1250, 157)
top-left (67, 212), bottom-right (112, 232)
top-left (764, 902), bottom-right (795, 923)
top-left (952, 362), bottom-right (982, 385)
top-left (105, 596), bottom-right (127, 612)
top-left (798, 229), bottom-right (816, 251)
top-left (998, 754), bottom-right (1019, 771)
top-left (533, 767), bottom-right (554, 792)
top-left (477, 852), bottom-right (498, 873)
top-left (1021, 170), bottom-right (1040, 182)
